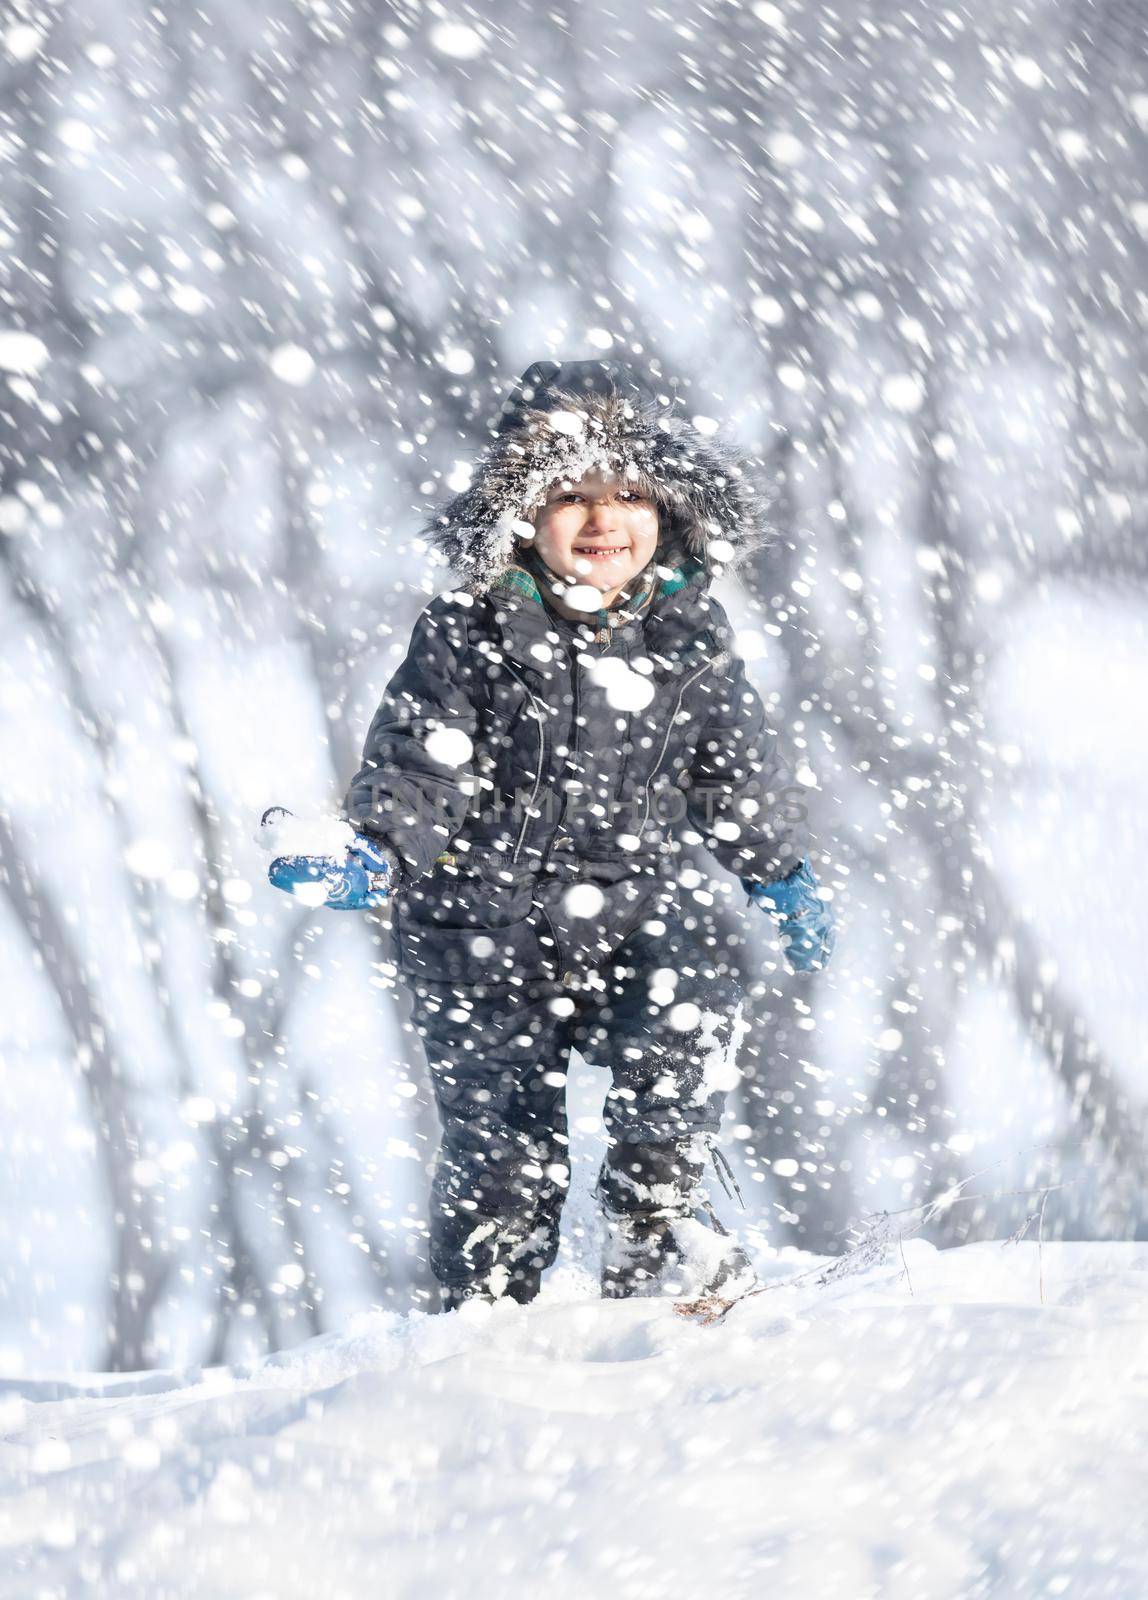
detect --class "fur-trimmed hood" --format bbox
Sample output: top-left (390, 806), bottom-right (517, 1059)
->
top-left (420, 358), bottom-right (775, 592)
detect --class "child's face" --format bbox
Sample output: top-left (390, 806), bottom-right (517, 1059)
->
top-left (526, 468), bottom-right (661, 603)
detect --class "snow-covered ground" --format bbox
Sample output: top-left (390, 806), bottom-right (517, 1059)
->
top-left (2, 1240), bottom-right (1145, 1600)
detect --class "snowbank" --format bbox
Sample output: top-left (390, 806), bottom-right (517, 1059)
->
top-left (1, 1241), bottom-right (1145, 1599)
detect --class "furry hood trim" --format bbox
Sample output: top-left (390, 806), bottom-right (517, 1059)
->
top-left (418, 358), bottom-right (776, 592)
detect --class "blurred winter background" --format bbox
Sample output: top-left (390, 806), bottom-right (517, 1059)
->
top-left (0, 0), bottom-right (1145, 1373)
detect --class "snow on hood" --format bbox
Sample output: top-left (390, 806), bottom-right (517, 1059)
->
top-left (419, 358), bottom-right (779, 591)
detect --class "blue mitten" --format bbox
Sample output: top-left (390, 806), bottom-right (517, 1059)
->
top-left (328, 831), bottom-right (398, 909)
top-left (742, 857), bottom-right (837, 974)
top-left (258, 808), bottom-right (398, 911)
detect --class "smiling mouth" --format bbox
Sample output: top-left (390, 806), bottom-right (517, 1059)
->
top-left (573, 546), bottom-right (627, 559)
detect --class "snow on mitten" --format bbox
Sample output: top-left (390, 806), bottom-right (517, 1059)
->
top-left (743, 857), bottom-right (837, 974)
top-left (256, 807), bottom-right (398, 910)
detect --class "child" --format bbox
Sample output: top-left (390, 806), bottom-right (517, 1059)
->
top-left (263, 358), bottom-right (836, 1310)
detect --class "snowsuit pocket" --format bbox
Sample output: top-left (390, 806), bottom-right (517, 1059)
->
top-left (394, 911), bottom-right (552, 987)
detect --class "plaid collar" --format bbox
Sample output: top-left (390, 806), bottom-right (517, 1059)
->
top-left (489, 549), bottom-right (703, 622)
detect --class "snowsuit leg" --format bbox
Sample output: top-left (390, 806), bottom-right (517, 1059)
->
top-left (406, 874), bottom-right (751, 1304)
top-left (408, 976), bottom-right (574, 1303)
top-left (576, 915), bottom-right (749, 1223)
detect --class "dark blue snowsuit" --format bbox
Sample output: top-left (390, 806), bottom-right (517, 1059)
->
top-left (341, 360), bottom-right (811, 1303)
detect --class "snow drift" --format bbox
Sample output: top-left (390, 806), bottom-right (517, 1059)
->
top-left (1, 1240), bottom-right (1145, 1599)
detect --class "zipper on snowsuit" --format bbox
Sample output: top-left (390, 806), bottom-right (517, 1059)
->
top-left (556, 647), bottom-right (583, 852)
top-left (634, 657), bottom-right (720, 844)
top-left (501, 660), bottom-right (547, 866)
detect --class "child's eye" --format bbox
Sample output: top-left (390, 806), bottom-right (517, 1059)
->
top-left (555, 491), bottom-right (645, 504)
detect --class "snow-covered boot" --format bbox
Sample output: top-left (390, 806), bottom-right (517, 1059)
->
top-left (439, 1262), bottom-right (542, 1313)
top-left (600, 1194), bottom-right (756, 1301)
top-left (436, 1218), bottom-right (552, 1312)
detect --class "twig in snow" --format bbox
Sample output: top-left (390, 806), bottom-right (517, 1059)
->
top-left (1038, 1187), bottom-right (1050, 1307)
top-left (1004, 1210), bottom-right (1039, 1247)
top-left (675, 1170), bottom-right (1080, 1326)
